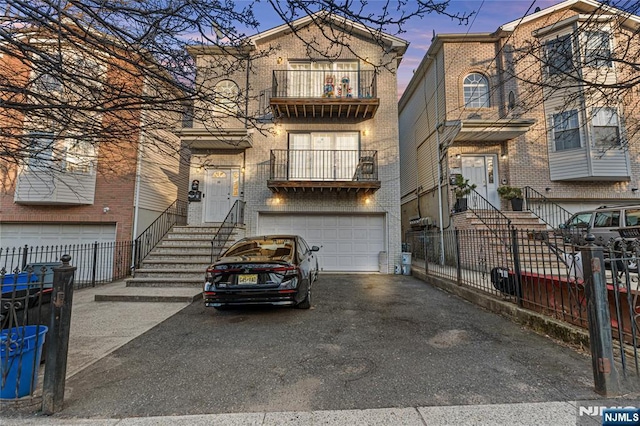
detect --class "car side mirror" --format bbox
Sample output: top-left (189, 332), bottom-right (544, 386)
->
top-left (311, 246), bottom-right (320, 252)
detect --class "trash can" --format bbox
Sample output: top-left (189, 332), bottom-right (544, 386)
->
top-left (401, 252), bottom-right (412, 275)
top-left (1, 325), bottom-right (48, 399)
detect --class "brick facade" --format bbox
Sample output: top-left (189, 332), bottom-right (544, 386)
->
top-left (187, 16), bottom-right (406, 272)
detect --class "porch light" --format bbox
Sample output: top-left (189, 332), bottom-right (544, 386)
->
top-left (455, 154), bottom-right (461, 159)
top-left (364, 197), bottom-right (371, 204)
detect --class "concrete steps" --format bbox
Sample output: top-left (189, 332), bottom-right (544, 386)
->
top-left (94, 225), bottom-right (245, 303)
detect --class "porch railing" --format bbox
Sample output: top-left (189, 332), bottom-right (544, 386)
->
top-left (466, 188), bottom-right (513, 248)
top-left (269, 149), bottom-right (378, 182)
top-left (523, 186), bottom-right (573, 228)
top-left (272, 69), bottom-right (376, 99)
top-left (132, 199), bottom-right (188, 270)
top-left (210, 200), bottom-right (245, 262)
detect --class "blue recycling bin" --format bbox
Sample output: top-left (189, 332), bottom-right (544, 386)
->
top-left (1, 272), bottom-right (39, 294)
top-left (1, 325), bottom-right (48, 399)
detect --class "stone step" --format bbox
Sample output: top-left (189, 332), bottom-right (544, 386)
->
top-left (94, 281), bottom-right (202, 303)
top-left (133, 269), bottom-right (206, 278)
top-left (140, 259), bottom-right (212, 269)
top-left (125, 277), bottom-right (203, 287)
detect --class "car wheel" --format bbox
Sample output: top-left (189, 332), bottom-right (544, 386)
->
top-left (296, 286), bottom-right (311, 309)
top-left (614, 241), bottom-right (639, 274)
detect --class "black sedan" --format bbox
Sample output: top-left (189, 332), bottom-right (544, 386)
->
top-left (203, 235), bottom-right (320, 309)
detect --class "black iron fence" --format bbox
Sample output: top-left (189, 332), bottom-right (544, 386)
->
top-left (412, 226), bottom-right (639, 393)
top-left (269, 149), bottom-right (378, 182)
top-left (1, 241), bottom-right (132, 289)
top-left (272, 69), bottom-right (376, 99)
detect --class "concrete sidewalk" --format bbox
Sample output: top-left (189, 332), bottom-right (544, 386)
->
top-left (65, 281), bottom-right (194, 379)
top-left (6, 402), bottom-right (582, 425)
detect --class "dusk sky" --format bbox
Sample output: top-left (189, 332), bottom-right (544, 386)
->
top-left (242, 0), bottom-right (563, 96)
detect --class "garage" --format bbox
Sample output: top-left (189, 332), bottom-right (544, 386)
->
top-left (0, 223), bottom-right (117, 249)
top-left (257, 213), bottom-right (385, 272)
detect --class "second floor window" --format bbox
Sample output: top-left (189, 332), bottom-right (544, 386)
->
top-left (26, 132), bottom-right (55, 169)
top-left (64, 139), bottom-right (96, 174)
top-left (463, 73), bottom-right (489, 108)
top-left (584, 31), bottom-right (612, 68)
top-left (552, 110), bottom-right (581, 151)
top-left (545, 35), bottom-right (574, 75)
top-left (592, 107), bottom-right (620, 149)
top-left (289, 132), bottom-right (358, 180)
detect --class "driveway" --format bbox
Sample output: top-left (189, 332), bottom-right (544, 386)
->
top-left (61, 274), bottom-right (598, 418)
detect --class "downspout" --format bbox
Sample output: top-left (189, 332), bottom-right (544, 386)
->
top-left (131, 94), bottom-right (145, 269)
top-left (434, 54), bottom-right (445, 264)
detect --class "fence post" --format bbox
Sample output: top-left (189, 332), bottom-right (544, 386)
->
top-left (454, 229), bottom-right (461, 284)
top-left (21, 244), bottom-right (29, 270)
top-left (91, 241), bottom-right (98, 287)
top-left (510, 227), bottom-right (524, 307)
top-left (581, 234), bottom-right (620, 396)
top-left (423, 230), bottom-right (428, 274)
top-left (42, 254), bottom-right (77, 415)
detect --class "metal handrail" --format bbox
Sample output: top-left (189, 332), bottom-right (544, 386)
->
top-left (466, 188), bottom-right (512, 247)
top-left (271, 69), bottom-right (376, 99)
top-left (523, 186), bottom-right (573, 228)
top-left (210, 200), bottom-right (246, 262)
top-left (269, 149), bottom-right (378, 181)
top-left (132, 199), bottom-right (188, 270)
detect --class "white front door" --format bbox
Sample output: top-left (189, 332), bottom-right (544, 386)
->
top-left (204, 168), bottom-right (241, 222)
top-left (461, 155), bottom-right (499, 207)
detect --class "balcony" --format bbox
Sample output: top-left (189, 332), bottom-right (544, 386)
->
top-left (269, 70), bottom-right (378, 120)
top-left (268, 149), bottom-right (380, 194)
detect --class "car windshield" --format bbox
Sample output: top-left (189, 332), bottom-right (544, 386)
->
top-left (567, 213), bottom-right (592, 228)
top-left (224, 238), bottom-right (295, 260)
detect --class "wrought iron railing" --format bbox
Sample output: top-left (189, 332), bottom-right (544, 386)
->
top-left (523, 186), bottom-right (573, 228)
top-left (271, 70), bottom-right (376, 99)
top-left (1, 241), bottom-right (132, 288)
top-left (210, 200), bottom-right (245, 262)
top-left (465, 188), bottom-right (513, 247)
top-left (132, 199), bottom-right (188, 270)
top-left (269, 149), bottom-right (378, 182)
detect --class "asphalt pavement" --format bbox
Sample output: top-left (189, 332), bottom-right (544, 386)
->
top-left (1, 273), bottom-right (631, 425)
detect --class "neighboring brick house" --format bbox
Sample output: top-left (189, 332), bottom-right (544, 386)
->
top-left (0, 28), bottom-right (188, 249)
top-left (399, 0), bottom-right (640, 236)
top-left (181, 12), bottom-right (408, 272)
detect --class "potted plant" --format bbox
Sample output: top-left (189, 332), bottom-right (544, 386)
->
top-left (452, 175), bottom-right (477, 212)
top-left (497, 185), bottom-right (524, 211)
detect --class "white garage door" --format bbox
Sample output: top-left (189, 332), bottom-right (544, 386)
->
top-left (258, 214), bottom-right (385, 272)
top-left (0, 223), bottom-right (117, 249)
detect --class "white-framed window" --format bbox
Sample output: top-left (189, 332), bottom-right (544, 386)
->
top-left (287, 61), bottom-right (358, 98)
top-left (288, 132), bottom-right (359, 180)
top-left (63, 138), bottom-right (96, 174)
top-left (26, 131), bottom-right (55, 169)
top-left (584, 31), bottom-right (612, 68)
top-left (591, 107), bottom-right (620, 149)
top-left (213, 80), bottom-right (241, 116)
top-left (545, 35), bottom-right (574, 75)
top-left (463, 73), bottom-right (489, 108)
top-left (552, 110), bottom-right (581, 151)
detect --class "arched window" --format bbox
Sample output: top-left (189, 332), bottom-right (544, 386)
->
top-left (463, 73), bottom-right (490, 108)
top-left (213, 80), bottom-right (240, 116)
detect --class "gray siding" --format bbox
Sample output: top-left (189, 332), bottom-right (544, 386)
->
top-left (14, 170), bottom-right (96, 205)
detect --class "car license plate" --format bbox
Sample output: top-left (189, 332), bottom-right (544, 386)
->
top-left (238, 274), bottom-right (258, 284)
